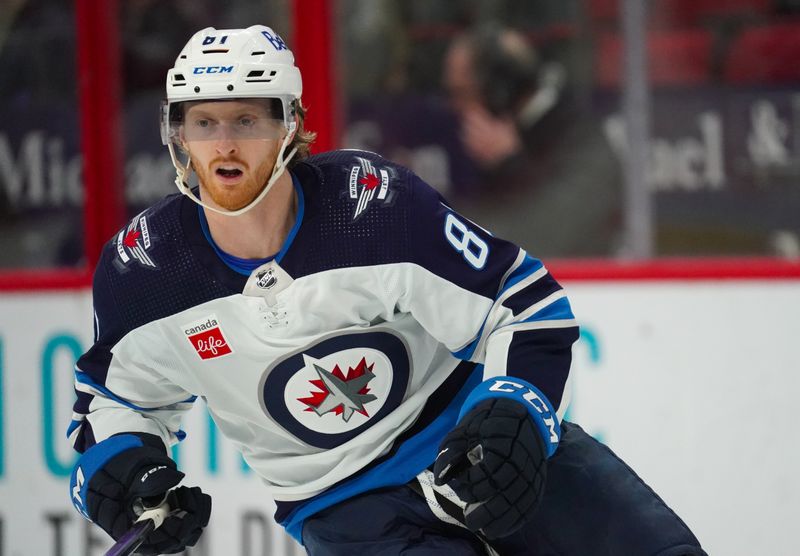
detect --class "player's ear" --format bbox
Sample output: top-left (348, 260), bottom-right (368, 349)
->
top-left (178, 128), bottom-right (190, 153)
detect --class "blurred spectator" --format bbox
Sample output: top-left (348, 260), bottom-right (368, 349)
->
top-left (443, 24), bottom-right (623, 258)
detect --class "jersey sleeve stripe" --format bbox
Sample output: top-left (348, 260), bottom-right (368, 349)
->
top-left (452, 293), bottom-right (574, 362)
top-left (518, 296), bottom-right (575, 323)
top-left (450, 269), bottom-right (571, 362)
top-left (74, 368), bottom-right (197, 411)
top-left (66, 418), bottom-right (83, 439)
top-left (451, 333), bottom-right (483, 361)
top-left (512, 290), bottom-right (570, 324)
top-left (496, 249), bottom-right (527, 293)
top-left (450, 265), bottom-right (549, 361)
top-left (470, 276), bottom-right (571, 362)
top-left (495, 318), bottom-right (579, 335)
top-left (501, 272), bottom-right (565, 316)
top-left (496, 253), bottom-right (546, 298)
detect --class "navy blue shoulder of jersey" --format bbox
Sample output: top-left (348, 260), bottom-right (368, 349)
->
top-left (92, 192), bottom-right (245, 347)
top-left (284, 149), bottom-right (521, 300)
top-left (92, 149), bottom-right (416, 345)
top-left (281, 149), bottom-right (414, 275)
top-left (405, 172), bottom-right (522, 299)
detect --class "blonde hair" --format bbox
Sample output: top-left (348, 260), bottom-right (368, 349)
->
top-left (288, 100), bottom-right (317, 166)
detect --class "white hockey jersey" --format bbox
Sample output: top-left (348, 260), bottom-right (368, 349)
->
top-left (68, 150), bottom-right (579, 539)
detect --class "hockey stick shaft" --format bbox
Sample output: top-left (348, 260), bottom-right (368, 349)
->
top-left (104, 504), bottom-right (170, 556)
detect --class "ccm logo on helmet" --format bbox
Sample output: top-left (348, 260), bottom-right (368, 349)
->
top-left (193, 65), bottom-right (234, 75)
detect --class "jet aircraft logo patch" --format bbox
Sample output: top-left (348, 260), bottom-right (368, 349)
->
top-left (297, 357), bottom-right (377, 422)
top-left (115, 212), bottom-right (156, 268)
top-left (348, 157), bottom-right (393, 220)
top-left (259, 330), bottom-right (410, 448)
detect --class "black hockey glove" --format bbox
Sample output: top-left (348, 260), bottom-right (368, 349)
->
top-left (433, 398), bottom-right (547, 539)
top-left (71, 432), bottom-right (211, 555)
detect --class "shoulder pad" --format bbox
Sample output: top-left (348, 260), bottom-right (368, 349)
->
top-left (104, 194), bottom-right (182, 274)
top-left (303, 149), bottom-right (411, 222)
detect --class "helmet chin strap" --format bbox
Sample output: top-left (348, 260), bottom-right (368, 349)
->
top-left (167, 133), bottom-right (298, 217)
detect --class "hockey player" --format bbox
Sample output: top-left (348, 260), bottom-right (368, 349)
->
top-left (67, 25), bottom-right (705, 555)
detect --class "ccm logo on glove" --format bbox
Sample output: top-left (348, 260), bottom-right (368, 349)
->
top-left (140, 465), bottom-right (168, 483)
top-left (488, 379), bottom-right (559, 444)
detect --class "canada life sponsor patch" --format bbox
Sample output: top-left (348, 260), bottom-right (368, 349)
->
top-left (182, 315), bottom-right (233, 360)
top-left (348, 156), bottom-right (394, 221)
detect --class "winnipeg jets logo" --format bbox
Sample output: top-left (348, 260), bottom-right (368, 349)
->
top-left (348, 157), bottom-right (392, 220)
top-left (298, 358), bottom-right (377, 422)
top-left (115, 212), bottom-right (156, 268)
top-left (260, 330), bottom-right (411, 448)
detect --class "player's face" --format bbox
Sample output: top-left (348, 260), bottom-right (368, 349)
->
top-left (183, 100), bottom-right (287, 211)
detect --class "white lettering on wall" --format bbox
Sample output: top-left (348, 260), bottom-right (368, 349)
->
top-left (0, 132), bottom-right (173, 209)
top-left (604, 110), bottom-right (726, 192)
top-left (747, 100), bottom-right (790, 167)
top-left (0, 131), bottom-right (83, 209)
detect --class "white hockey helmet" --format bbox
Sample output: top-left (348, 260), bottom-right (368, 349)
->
top-left (161, 25), bottom-right (303, 216)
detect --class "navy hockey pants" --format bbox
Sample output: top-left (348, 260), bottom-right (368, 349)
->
top-left (302, 422), bottom-right (706, 556)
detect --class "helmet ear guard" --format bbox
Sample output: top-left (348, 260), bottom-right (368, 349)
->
top-left (162, 25), bottom-right (303, 216)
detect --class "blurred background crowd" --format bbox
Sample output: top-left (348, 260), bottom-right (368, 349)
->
top-left (2, 0), bottom-right (800, 268)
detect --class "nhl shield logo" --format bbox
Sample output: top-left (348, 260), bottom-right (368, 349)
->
top-left (255, 268), bottom-right (277, 289)
top-left (348, 157), bottom-right (394, 220)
